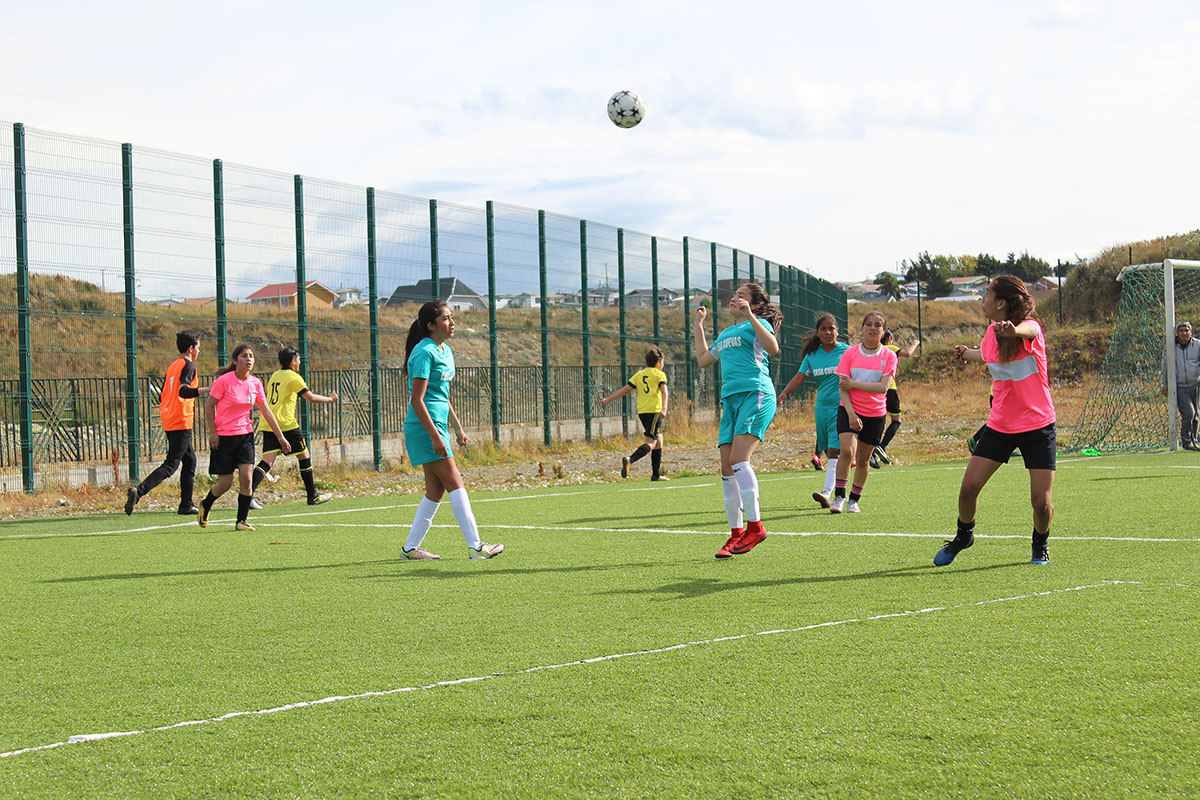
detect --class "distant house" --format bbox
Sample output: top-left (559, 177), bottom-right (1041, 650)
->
top-left (333, 287), bottom-right (364, 308)
top-left (625, 287), bottom-right (681, 308)
top-left (246, 281), bottom-right (337, 309)
top-left (1033, 275), bottom-right (1065, 291)
top-left (557, 287), bottom-right (620, 308)
top-left (385, 277), bottom-right (486, 311)
top-left (182, 296), bottom-right (217, 308)
top-left (506, 292), bottom-right (541, 309)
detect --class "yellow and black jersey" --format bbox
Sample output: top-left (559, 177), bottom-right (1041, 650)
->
top-left (628, 367), bottom-right (667, 414)
top-left (259, 369), bottom-right (309, 432)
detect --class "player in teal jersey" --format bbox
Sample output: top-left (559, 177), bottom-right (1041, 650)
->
top-left (694, 283), bottom-right (783, 559)
top-left (779, 313), bottom-right (850, 508)
top-left (399, 300), bottom-right (503, 561)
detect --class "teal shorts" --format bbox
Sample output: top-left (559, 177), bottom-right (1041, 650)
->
top-left (718, 389), bottom-right (777, 446)
top-left (815, 404), bottom-right (839, 452)
top-left (404, 413), bottom-right (453, 466)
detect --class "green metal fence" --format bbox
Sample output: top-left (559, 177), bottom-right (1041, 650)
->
top-left (1, 121), bottom-right (847, 492)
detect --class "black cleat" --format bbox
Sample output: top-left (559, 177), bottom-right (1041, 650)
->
top-left (124, 486), bottom-right (139, 515)
top-left (1032, 532), bottom-right (1049, 565)
top-left (934, 531), bottom-right (975, 566)
top-left (178, 505), bottom-right (200, 515)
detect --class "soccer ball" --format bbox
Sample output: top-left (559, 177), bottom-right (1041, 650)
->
top-left (607, 90), bottom-right (646, 128)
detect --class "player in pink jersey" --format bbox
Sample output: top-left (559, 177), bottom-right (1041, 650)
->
top-left (936, 275), bottom-right (1056, 567)
top-left (198, 344), bottom-right (290, 531)
top-left (829, 311), bottom-right (898, 514)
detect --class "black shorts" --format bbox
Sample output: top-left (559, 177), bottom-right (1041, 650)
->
top-left (886, 388), bottom-right (901, 415)
top-left (262, 428), bottom-right (307, 455)
top-left (638, 412), bottom-right (664, 438)
top-left (973, 424), bottom-right (1056, 470)
top-left (837, 406), bottom-right (887, 447)
top-left (209, 432), bottom-right (256, 475)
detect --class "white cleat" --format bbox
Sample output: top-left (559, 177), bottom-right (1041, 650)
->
top-left (469, 543), bottom-right (505, 559)
top-left (401, 547), bottom-right (440, 560)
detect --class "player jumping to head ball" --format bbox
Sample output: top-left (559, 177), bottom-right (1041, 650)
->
top-left (694, 283), bottom-right (783, 559)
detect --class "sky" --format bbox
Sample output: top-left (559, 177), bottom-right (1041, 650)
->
top-left (3, 0), bottom-right (1200, 285)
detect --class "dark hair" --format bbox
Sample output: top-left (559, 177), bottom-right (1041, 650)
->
top-left (176, 330), bottom-right (200, 354)
top-left (739, 282), bottom-right (783, 334)
top-left (644, 347), bottom-right (664, 367)
top-left (278, 345), bottom-right (300, 370)
top-left (989, 275), bottom-right (1038, 362)
top-left (404, 300), bottom-right (449, 372)
top-left (862, 310), bottom-right (886, 330)
top-left (800, 313), bottom-right (838, 358)
top-left (217, 343), bottom-right (253, 376)
top-left (881, 329), bottom-right (893, 346)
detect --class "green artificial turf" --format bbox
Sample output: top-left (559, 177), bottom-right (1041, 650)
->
top-left (1, 452), bottom-right (1198, 798)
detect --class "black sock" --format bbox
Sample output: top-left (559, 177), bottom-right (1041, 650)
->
top-left (299, 458), bottom-right (317, 500)
top-left (835, 487), bottom-right (846, 498)
top-left (650, 448), bottom-right (662, 478)
top-left (237, 493), bottom-right (251, 523)
top-left (252, 461), bottom-right (271, 492)
top-left (629, 444), bottom-right (652, 463)
top-left (957, 519), bottom-right (976, 538)
top-left (1032, 528), bottom-right (1048, 546)
top-left (880, 420), bottom-right (901, 450)
top-left (201, 491), bottom-right (217, 512)
top-left (849, 491), bottom-right (861, 502)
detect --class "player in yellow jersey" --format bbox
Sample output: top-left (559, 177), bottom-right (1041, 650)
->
top-left (600, 347), bottom-right (669, 481)
top-left (250, 346), bottom-right (339, 507)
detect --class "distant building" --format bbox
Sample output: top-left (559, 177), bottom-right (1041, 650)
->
top-left (385, 277), bottom-right (486, 311)
top-left (625, 287), bottom-right (681, 308)
top-left (505, 292), bottom-right (542, 309)
top-left (333, 287), bottom-right (364, 308)
top-left (246, 281), bottom-right (337, 309)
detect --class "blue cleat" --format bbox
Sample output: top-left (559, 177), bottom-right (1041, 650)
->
top-left (1031, 538), bottom-right (1049, 565)
top-left (934, 531), bottom-right (974, 566)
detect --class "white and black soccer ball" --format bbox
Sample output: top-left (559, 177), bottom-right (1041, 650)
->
top-left (607, 90), bottom-right (646, 129)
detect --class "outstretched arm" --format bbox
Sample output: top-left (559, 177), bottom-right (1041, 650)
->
top-left (600, 384), bottom-right (634, 407)
top-left (779, 371), bottom-right (808, 402)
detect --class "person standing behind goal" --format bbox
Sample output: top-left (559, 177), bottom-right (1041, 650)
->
top-left (126, 330), bottom-right (209, 516)
top-left (599, 347), bottom-right (669, 482)
top-left (249, 345), bottom-right (338, 508)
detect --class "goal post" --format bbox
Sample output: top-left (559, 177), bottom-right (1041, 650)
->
top-left (1067, 259), bottom-right (1200, 453)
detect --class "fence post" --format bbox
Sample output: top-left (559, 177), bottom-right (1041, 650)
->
top-left (486, 201), bottom-right (500, 443)
top-left (538, 210), bottom-right (551, 447)
top-left (212, 159), bottom-right (228, 365)
top-left (367, 187), bottom-right (382, 470)
top-left (122, 143), bottom-right (140, 483)
top-left (1056, 259), bottom-right (1063, 325)
top-left (618, 228), bottom-right (628, 435)
top-left (13, 123), bottom-right (34, 492)
top-left (580, 219), bottom-right (592, 440)
top-left (429, 199), bottom-right (440, 297)
top-left (651, 236), bottom-right (660, 343)
top-left (293, 175), bottom-right (310, 441)
top-left (710, 242), bottom-right (720, 414)
top-left (683, 236), bottom-right (693, 411)
top-left (732, 248), bottom-right (739, 288)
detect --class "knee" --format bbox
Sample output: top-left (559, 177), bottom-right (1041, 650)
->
top-left (1031, 494), bottom-right (1054, 517)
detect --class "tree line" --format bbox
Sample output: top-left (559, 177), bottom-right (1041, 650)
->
top-left (885, 251), bottom-right (1052, 301)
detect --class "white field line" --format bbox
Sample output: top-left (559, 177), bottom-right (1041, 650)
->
top-left (2, 455), bottom-right (1196, 543)
top-left (0, 580), bottom-right (1136, 760)
top-left (252, 521), bottom-right (1200, 545)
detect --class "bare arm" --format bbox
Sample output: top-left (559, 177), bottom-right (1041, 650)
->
top-left (205, 395), bottom-right (219, 449)
top-left (255, 397), bottom-right (292, 453)
top-left (954, 344), bottom-right (984, 363)
top-left (448, 401), bottom-right (467, 447)
top-left (600, 384), bottom-right (635, 407)
top-left (838, 374), bottom-right (891, 393)
top-left (747, 314), bottom-right (780, 356)
top-left (299, 389), bottom-right (339, 404)
top-left (779, 371), bottom-right (808, 402)
top-left (898, 339), bottom-right (920, 358)
top-left (994, 320), bottom-right (1038, 340)
top-left (658, 384), bottom-right (668, 415)
top-left (694, 306), bottom-right (717, 368)
top-left (838, 388), bottom-right (861, 431)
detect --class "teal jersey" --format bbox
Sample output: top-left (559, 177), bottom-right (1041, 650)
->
top-left (710, 318), bottom-right (775, 399)
top-left (798, 342), bottom-right (850, 407)
top-left (407, 338), bottom-right (455, 420)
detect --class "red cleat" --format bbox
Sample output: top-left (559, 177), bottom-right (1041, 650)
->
top-left (810, 454), bottom-right (824, 471)
top-left (715, 529), bottom-right (743, 559)
top-left (730, 523), bottom-right (767, 554)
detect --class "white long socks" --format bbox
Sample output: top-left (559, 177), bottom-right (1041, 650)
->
top-left (448, 488), bottom-right (482, 550)
top-left (823, 458), bottom-right (838, 494)
top-left (721, 474), bottom-right (744, 530)
top-left (731, 461), bottom-right (761, 523)
top-left (404, 496), bottom-right (440, 551)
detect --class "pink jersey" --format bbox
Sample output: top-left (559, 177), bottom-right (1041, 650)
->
top-left (835, 344), bottom-right (897, 417)
top-left (981, 320), bottom-right (1056, 433)
top-left (208, 371), bottom-right (265, 436)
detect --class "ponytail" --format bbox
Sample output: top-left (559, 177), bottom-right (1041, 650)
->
top-left (743, 282), bottom-right (783, 334)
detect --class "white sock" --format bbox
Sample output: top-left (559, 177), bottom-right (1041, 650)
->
top-left (731, 461), bottom-right (761, 523)
top-left (823, 458), bottom-right (838, 494)
top-left (721, 475), bottom-right (743, 530)
top-left (404, 496), bottom-right (440, 551)
top-left (448, 488), bottom-right (482, 550)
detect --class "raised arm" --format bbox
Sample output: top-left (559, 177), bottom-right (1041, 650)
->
top-left (694, 306), bottom-right (717, 368)
top-left (747, 314), bottom-right (780, 356)
top-left (779, 371), bottom-right (808, 402)
top-left (898, 339), bottom-right (920, 358)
